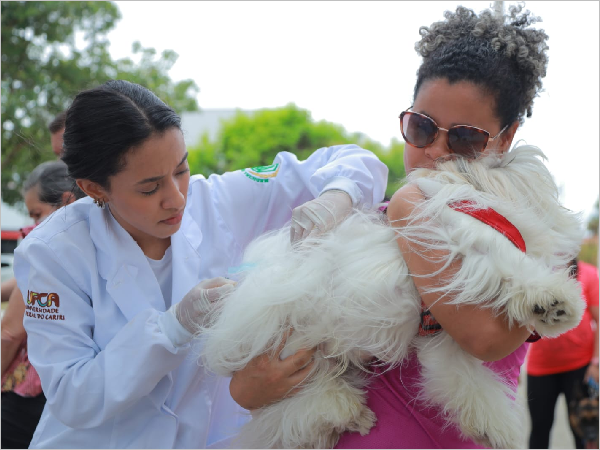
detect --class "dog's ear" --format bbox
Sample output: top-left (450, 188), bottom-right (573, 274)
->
top-left (568, 381), bottom-right (587, 417)
top-left (569, 408), bottom-right (583, 439)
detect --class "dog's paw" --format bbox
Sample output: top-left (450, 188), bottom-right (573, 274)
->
top-left (486, 430), bottom-right (521, 449)
top-left (506, 272), bottom-right (584, 337)
top-left (347, 405), bottom-right (377, 436)
top-left (503, 255), bottom-right (585, 336)
top-left (322, 431), bottom-right (341, 450)
top-left (528, 286), bottom-right (584, 337)
top-left (320, 406), bottom-right (376, 449)
top-left (532, 298), bottom-right (569, 325)
top-left (471, 432), bottom-right (519, 450)
top-left (455, 384), bottom-right (524, 449)
top-left (460, 416), bottom-right (522, 449)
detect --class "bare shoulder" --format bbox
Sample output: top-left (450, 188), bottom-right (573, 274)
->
top-left (387, 183), bottom-right (425, 224)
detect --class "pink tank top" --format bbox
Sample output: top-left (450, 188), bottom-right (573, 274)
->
top-left (335, 343), bottom-right (529, 449)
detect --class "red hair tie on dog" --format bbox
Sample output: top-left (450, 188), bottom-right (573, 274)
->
top-left (448, 200), bottom-right (526, 252)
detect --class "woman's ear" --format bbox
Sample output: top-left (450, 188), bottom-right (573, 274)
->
top-left (500, 121), bottom-right (520, 152)
top-left (76, 179), bottom-right (108, 203)
top-left (60, 191), bottom-right (76, 206)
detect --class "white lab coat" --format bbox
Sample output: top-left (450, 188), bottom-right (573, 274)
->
top-left (14, 145), bottom-right (388, 449)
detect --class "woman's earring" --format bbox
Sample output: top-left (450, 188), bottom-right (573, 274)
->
top-left (93, 198), bottom-right (106, 209)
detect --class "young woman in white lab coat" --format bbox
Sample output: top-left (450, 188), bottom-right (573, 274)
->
top-left (14, 80), bottom-right (388, 448)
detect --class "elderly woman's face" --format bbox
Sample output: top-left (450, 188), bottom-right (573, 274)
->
top-left (24, 186), bottom-right (58, 224)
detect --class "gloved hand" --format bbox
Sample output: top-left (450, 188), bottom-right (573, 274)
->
top-left (171, 277), bottom-right (236, 334)
top-left (290, 189), bottom-right (353, 243)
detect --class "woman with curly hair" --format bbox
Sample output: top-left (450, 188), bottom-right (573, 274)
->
top-left (336, 4), bottom-right (550, 448)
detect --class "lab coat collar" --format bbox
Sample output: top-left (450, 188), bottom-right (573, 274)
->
top-left (90, 206), bottom-right (164, 321)
top-left (170, 205), bottom-right (203, 307)
top-left (89, 204), bottom-right (204, 321)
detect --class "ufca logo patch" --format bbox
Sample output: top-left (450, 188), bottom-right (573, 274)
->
top-left (26, 290), bottom-right (65, 321)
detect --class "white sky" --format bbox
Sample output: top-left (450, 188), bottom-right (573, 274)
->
top-left (108, 1), bottom-right (599, 222)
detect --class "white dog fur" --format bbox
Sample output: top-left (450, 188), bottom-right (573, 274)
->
top-left (199, 145), bottom-right (585, 449)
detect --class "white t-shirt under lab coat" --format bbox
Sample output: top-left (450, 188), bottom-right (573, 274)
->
top-left (15, 145), bottom-right (388, 449)
top-left (147, 246), bottom-right (173, 310)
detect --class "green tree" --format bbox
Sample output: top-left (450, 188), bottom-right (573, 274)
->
top-left (112, 42), bottom-right (199, 113)
top-left (187, 104), bottom-right (405, 200)
top-left (188, 104), bottom-right (350, 174)
top-left (1, 1), bottom-right (199, 205)
top-left (372, 139), bottom-right (406, 200)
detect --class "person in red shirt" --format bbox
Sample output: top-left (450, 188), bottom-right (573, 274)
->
top-left (526, 258), bottom-right (599, 449)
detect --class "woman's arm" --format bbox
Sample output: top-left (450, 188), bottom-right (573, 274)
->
top-left (1, 286), bottom-right (27, 376)
top-left (1, 277), bottom-right (17, 303)
top-left (583, 265), bottom-right (599, 383)
top-left (207, 144), bottom-right (388, 250)
top-left (584, 305), bottom-right (599, 383)
top-left (387, 184), bottom-right (530, 361)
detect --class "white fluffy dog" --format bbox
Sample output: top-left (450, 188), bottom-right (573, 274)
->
top-left (200, 145), bottom-right (585, 449)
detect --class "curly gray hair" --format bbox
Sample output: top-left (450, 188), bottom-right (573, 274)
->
top-left (414, 4), bottom-right (549, 126)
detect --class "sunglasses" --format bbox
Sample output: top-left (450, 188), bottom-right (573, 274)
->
top-left (399, 109), bottom-right (509, 159)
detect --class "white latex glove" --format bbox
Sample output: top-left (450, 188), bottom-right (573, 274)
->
top-left (290, 189), bottom-right (353, 243)
top-left (172, 277), bottom-right (236, 334)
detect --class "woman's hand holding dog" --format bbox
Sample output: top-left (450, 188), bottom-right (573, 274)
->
top-left (585, 364), bottom-right (599, 385)
top-left (290, 190), bottom-right (353, 243)
top-left (585, 306), bottom-right (599, 384)
top-left (229, 332), bottom-right (316, 410)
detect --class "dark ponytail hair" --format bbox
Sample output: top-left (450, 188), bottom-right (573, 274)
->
top-left (61, 80), bottom-right (182, 190)
top-left (22, 160), bottom-right (85, 207)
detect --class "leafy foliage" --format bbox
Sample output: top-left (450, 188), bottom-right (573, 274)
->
top-left (579, 237), bottom-right (598, 267)
top-left (1, 1), bottom-right (199, 204)
top-left (187, 104), bottom-right (405, 200)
